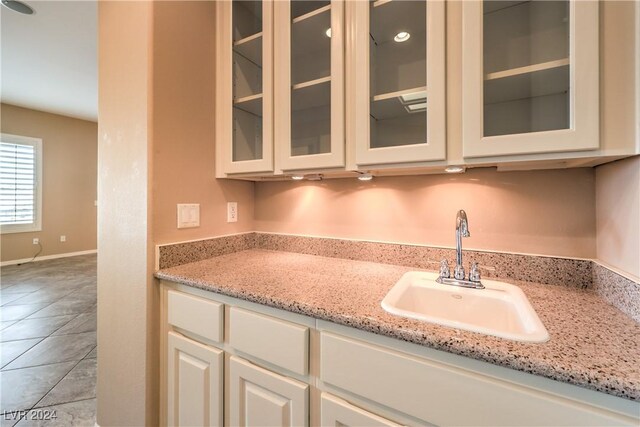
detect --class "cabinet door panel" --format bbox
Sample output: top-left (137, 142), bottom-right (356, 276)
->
top-left (321, 393), bottom-right (401, 427)
top-left (230, 356), bottom-right (309, 426)
top-left (462, 0), bottom-right (599, 158)
top-left (351, 0), bottom-right (446, 166)
top-left (275, 0), bottom-right (345, 171)
top-left (216, 0), bottom-right (274, 175)
top-left (167, 332), bottom-right (223, 427)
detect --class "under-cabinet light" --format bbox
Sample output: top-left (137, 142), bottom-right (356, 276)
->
top-left (357, 172), bottom-right (373, 181)
top-left (291, 174), bottom-right (304, 181)
top-left (445, 166), bottom-right (465, 174)
top-left (394, 31), bottom-right (410, 42)
top-left (1, 0), bottom-right (33, 14)
top-left (405, 102), bottom-right (427, 113)
top-left (325, 28), bottom-right (332, 38)
top-left (400, 91), bottom-right (427, 104)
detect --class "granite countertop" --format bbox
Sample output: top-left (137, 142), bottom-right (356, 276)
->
top-left (155, 249), bottom-right (640, 401)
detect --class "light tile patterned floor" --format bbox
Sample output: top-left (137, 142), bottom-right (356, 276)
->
top-left (0, 255), bottom-right (96, 427)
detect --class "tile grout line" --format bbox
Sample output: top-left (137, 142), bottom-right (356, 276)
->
top-left (1, 343), bottom-right (96, 371)
top-left (1, 346), bottom-right (94, 424)
top-left (30, 357), bottom-right (88, 411)
top-left (21, 316), bottom-right (96, 412)
top-left (0, 313), bottom-right (83, 347)
top-left (1, 254), bottom-right (97, 425)
top-left (2, 288), bottom-right (78, 307)
top-left (1, 306), bottom-right (85, 370)
top-left (0, 338), bottom-right (45, 370)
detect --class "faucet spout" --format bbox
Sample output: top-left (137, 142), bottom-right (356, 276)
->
top-left (436, 210), bottom-right (483, 289)
top-left (454, 210), bottom-right (470, 279)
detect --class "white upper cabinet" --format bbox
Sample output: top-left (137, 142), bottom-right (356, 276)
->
top-left (461, 0), bottom-right (600, 158)
top-left (350, 0), bottom-right (446, 166)
top-left (216, 0), bottom-right (274, 175)
top-left (215, 1), bottom-right (636, 178)
top-left (274, 0), bottom-right (346, 171)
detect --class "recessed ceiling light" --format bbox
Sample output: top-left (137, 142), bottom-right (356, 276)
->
top-left (357, 172), bottom-right (373, 181)
top-left (325, 28), bottom-right (332, 38)
top-left (1, 0), bottom-right (34, 14)
top-left (291, 174), bottom-right (304, 181)
top-left (394, 31), bottom-right (410, 42)
top-left (445, 166), bottom-right (465, 174)
top-left (405, 102), bottom-right (427, 113)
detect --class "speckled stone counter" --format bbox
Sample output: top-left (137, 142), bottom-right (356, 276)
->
top-left (155, 249), bottom-right (640, 401)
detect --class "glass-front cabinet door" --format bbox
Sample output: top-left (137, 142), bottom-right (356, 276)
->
top-left (351, 0), bottom-right (446, 166)
top-left (216, 0), bottom-right (274, 176)
top-left (462, 0), bottom-right (599, 158)
top-left (274, 0), bottom-right (345, 171)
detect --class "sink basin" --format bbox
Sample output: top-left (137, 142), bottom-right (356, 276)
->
top-left (381, 271), bottom-right (549, 342)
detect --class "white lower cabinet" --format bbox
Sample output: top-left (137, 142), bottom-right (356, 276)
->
top-left (319, 331), bottom-right (635, 427)
top-left (229, 356), bottom-right (309, 427)
top-left (162, 284), bottom-right (640, 427)
top-left (167, 332), bottom-right (223, 427)
top-left (320, 393), bottom-right (400, 427)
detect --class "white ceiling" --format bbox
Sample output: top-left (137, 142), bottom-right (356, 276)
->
top-left (1, 1), bottom-right (97, 122)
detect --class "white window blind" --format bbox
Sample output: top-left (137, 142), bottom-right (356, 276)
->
top-left (0, 134), bottom-right (42, 234)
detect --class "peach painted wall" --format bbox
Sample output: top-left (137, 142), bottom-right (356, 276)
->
top-left (596, 156), bottom-right (640, 279)
top-left (1, 104), bottom-right (97, 262)
top-left (99, 2), bottom-right (257, 425)
top-left (152, 1), bottom-right (254, 245)
top-left (255, 168), bottom-right (597, 259)
top-left (97, 2), bottom-right (155, 425)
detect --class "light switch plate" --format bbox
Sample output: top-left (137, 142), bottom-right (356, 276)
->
top-left (177, 204), bottom-right (200, 229)
top-left (227, 202), bottom-right (238, 223)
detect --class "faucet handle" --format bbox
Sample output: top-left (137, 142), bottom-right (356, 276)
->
top-left (439, 259), bottom-right (450, 279)
top-left (469, 262), bottom-right (481, 282)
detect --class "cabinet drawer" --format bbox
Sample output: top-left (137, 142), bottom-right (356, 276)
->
top-left (229, 307), bottom-right (309, 375)
top-left (320, 332), bottom-right (632, 426)
top-left (167, 290), bottom-right (223, 343)
top-left (321, 393), bottom-right (401, 427)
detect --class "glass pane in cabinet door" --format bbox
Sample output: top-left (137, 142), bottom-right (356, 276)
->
top-left (290, 0), bottom-right (331, 156)
top-left (483, 1), bottom-right (570, 137)
top-left (233, 0), bottom-right (263, 161)
top-left (369, 0), bottom-right (426, 149)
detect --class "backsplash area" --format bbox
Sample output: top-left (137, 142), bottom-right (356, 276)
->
top-left (156, 232), bottom-right (639, 322)
top-left (592, 263), bottom-right (640, 323)
top-left (157, 232), bottom-right (589, 285)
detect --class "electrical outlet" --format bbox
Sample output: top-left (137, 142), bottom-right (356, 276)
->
top-left (33, 238), bottom-right (39, 245)
top-left (227, 202), bottom-right (238, 223)
top-left (60, 235), bottom-right (66, 242)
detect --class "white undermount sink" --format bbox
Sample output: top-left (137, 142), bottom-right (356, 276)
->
top-left (381, 271), bottom-right (549, 343)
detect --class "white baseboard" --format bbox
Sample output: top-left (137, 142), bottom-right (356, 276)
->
top-left (1, 249), bottom-right (97, 267)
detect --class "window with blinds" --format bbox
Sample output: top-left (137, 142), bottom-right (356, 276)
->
top-left (0, 134), bottom-right (42, 234)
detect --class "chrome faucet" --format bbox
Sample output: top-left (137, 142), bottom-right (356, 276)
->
top-left (437, 210), bottom-right (484, 289)
top-left (454, 210), bottom-right (470, 280)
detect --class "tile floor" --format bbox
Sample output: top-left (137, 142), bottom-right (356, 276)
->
top-left (0, 255), bottom-right (97, 427)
